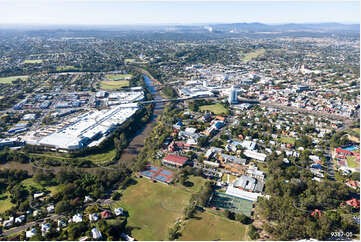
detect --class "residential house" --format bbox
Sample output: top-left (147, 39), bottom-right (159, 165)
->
top-left (121, 233), bottom-right (135, 241)
top-left (15, 215), bottom-right (25, 224)
top-left (26, 228), bottom-right (37, 238)
top-left (114, 207), bottom-right (124, 216)
top-left (100, 210), bottom-right (112, 219)
top-left (41, 223), bottom-right (51, 236)
top-left (89, 213), bottom-right (99, 222)
top-left (47, 204), bottom-right (55, 213)
top-left (3, 217), bottom-right (14, 228)
top-left (72, 213), bottom-right (83, 223)
top-left (91, 228), bottom-right (102, 240)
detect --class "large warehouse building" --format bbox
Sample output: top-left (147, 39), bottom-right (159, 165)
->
top-left (37, 103), bottom-right (139, 151)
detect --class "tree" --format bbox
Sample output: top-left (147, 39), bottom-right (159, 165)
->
top-left (235, 213), bottom-right (250, 224)
top-left (248, 225), bottom-right (260, 240)
top-left (55, 200), bottom-right (71, 214)
top-left (184, 203), bottom-right (196, 219)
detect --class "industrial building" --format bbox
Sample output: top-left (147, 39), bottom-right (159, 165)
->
top-left (31, 103), bottom-right (139, 151)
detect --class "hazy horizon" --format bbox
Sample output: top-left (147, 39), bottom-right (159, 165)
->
top-left (0, 1), bottom-right (359, 26)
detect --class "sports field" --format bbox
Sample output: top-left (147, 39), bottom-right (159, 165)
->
top-left (241, 49), bottom-right (265, 61)
top-left (105, 74), bottom-right (133, 80)
top-left (22, 59), bottom-right (43, 64)
top-left (100, 80), bottom-right (129, 90)
top-left (56, 66), bottom-right (79, 71)
top-left (200, 103), bottom-right (228, 115)
top-left (209, 192), bottom-right (253, 216)
top-left (110, 178), bottom-right (191, 240)
top-left (279, 135), bottom-right (296, 145)
top-left (179, 210), bottom-right (249, 241)
top-left (0, 75), bottom-right (28, 84)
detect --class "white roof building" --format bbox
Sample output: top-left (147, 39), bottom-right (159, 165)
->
top-left (114, 208), bottom-right (124, 216)
top-left (91, 228), bottom-right (102, 239)
top-left (243, 150), bottom-right (267, 162)
top-left (72, 213), bottom-right (83, 223)
top-left (26, 228), bottom-right (37, 238)
top-left (89, 213), bottom-right (99, 222)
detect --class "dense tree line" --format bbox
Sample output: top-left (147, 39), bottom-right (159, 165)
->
top-left (256, 153), bottom-right (359, 240)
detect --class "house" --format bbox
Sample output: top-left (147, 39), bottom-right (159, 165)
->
top-left (346, 179), bottom-right (360, 189)
top-left (72, 213), bottom-right (83, 223)
top-left (173, 121), bottom-right (183, 130)
top-left (204, 147), bottom-right (223, 159)
top-left (89, 213), bottom-right (99, 222)
top-left (84, 196), bottom-right (93, 203)
top-left (91, 228), bottom-right (102, 239)
top-left (47, 204), bottom-right (55, 213)
top-left (120, 233), bottom-right (135, 241)
top-left (57, 219), bottom-right (67, 228)
top-left (33, 210), bottom-right (41, 217)
top-left (201, 113), bottom-right (212, 122)
top-left (33, 192), bottom-right (44, 199)
top-left (100, 210), bottom-right (113, 219)
top-left (346, 198), bottom-right (360, 208)
top-left (26, 228), bottom-right (37, 238)
top-left (41, 223), bottom-right (51, 235)
top-left (3, 217), bottom-right (14, 228)
top-left (162, 154), bottom-right (189, 168)
top-left (310, 163), bottom-right (322, 170)
top-left (114, 207), bottom-right (124, 216)
top-left (15, 215), bottom-right (25, 224)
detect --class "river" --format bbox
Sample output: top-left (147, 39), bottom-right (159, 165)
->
top-left (115, 75), bottom-right (164, 163)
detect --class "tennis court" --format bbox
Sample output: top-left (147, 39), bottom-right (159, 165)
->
top-left (138, 165), bottom-right (174, 184)
top-left (209, 192), bottom-right (253, 216)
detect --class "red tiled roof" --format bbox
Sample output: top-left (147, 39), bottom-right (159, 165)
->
top-left (335, 148), bottom-right (352, 155)
top-left (163, 154), bottom-right (188, 165)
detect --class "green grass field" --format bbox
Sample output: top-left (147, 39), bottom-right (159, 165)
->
top-left (105, 74), bottom-right (133, 80)
top-left (199, 103), bottom-right (228, 115)
top-left (30, 148), bottom-right (116, 164)
top-left (221, 173), bottom-right (238, 183)
top-left (0, 75), bottom-right (28, 84)
top-left (81, 149), bottom-right (117, 164)
top-left (0, 192), bottom-right (14, 213)
top-left (124, 59), bottom-right (136, 64)
top-left (21, 178), bottom-right (59, 195)
top-left (110, 178), bottom-right (191, 240)
top-left (279, 135), bottom-right (296, 145)
top-left (179, 210), bottom-right (249, 241)
top-left (56, 66), bottom-right (79, 71)
top-left (22, 59), bottom-right (43, 64)
top-left (100, 80), bottom-right (129, 90)
top-left (347, 156), bottom-right (360, 169)
top-left (241, 49), bottom-right (265, 61)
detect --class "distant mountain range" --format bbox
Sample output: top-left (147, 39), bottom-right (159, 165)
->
top-left (0, 22), bottom-right (359, 34)
top-left (207, 22), bottom-right (360, 33)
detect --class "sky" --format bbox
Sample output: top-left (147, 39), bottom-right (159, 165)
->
top-left (0, 0), bottom-right (359, 25)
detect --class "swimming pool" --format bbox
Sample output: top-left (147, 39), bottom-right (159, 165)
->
top-left (343, 146), bottom-right (358, 151)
